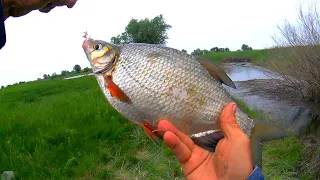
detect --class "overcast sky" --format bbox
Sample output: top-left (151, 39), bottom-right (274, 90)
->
top-left (0, 0), bottom-right (308, 86)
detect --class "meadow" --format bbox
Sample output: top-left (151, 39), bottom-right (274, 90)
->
top-left (201, 49), bottom-right (268, 64)
top-left (0, 76), bottom-right (317, 179)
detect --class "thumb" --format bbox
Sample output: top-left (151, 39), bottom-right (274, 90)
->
top-left (219, 103), bottom-right (243, 140)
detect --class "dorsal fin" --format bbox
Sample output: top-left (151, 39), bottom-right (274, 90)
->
top-left (197, 58), bottom-right (236, 89)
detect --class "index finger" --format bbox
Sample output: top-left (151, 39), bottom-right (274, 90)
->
top-left (158, 120), bottom-right (195, 150)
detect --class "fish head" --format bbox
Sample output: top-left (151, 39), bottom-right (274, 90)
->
top-left (82, 38), bottom-right (119, 74)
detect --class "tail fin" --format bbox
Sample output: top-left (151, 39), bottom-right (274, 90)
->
top-left (250, 121), bottom-right (287, 168)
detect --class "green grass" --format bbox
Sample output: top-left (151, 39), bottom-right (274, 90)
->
top-left (201, 49), bottom-right (269, 64)
top-left (0, 77), bottom-right (317, 179)
top-left (0, 77), bottom-right (182, 179)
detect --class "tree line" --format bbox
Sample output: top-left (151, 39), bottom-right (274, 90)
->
top-left (189, 44), bottom-right (253, 56)
top-left (42, 64), bottom-right (92, 80)
top-left (110, 14), bottom-right (253, 56)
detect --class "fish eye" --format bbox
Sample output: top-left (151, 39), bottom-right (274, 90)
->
top-left (93, 44), bottom-right (101, 50)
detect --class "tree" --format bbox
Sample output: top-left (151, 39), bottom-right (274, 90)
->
top-left (111, 14), bottom-right (172, 45)
top-left (73, 64), bottom-right (81, 73)
top-left (219, 48), bottom-right (225, 52)
top-left (241, 44), bottom-right (253, 51)
top-left (1, 85), bottom-right (4, 89)
top-left (43, 74), bottom-right (50, 79)
top-left (61, 70), bottom-right (69, 76)
top-left (191, 48), bottom-right (203, 56)
top-left (181, 49), bottom-right (187, 53)
top-left (50, 72), bottom-right (58, 79)
top-left (83, 67), bottom-right (92, 73)
top-left (203, 49), bottom-right (209, 54)
top-left (210, 47), bottom-right (220, 52)
top-left (225, 48), bottom-right (230, 52)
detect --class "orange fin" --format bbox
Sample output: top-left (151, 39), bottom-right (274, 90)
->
top-left (103, 75), bottom-right (132, 104)
top-left (139, 120), bottom-right (163, 144)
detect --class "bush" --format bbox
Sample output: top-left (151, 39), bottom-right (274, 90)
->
top-left (266, 2), bottom-right (320, 104)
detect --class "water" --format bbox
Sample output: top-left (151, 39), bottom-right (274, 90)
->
top-left (222, 62), bottom-right (315, 135)
top-left (222, 62), bottom-right (281, 81)
top-left (64, 73), bottom-right (94, 80)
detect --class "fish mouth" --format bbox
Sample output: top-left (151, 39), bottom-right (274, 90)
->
top-left (93, 55), bottom-right (117, 75)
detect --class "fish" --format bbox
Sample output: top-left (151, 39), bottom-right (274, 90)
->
top-left (82, 37), bottom-right (287, 168)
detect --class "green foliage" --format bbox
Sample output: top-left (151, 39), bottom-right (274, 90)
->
top-left (191, 48), bottom-right (210, 56)
top-left (181, 49), bottom-right (187, 53)
top-left (241, 44), bottom-right (253, 51)
top-left (210, 47), bottom-right (219, 52)
top-left (61, 70), bottom-right (69, 77)
top-left (73, 64), bottom-right (81, 73)
top-left (43, 74), bottom-right (50, 79)
top-left (111, 14), bottom-right (172, 45)
top-left (192, 47), bottom-right (230, 55)
top-left (82, 67), bottom-right (92, 73)
top-left (50, 72), bottom-right (58, 79)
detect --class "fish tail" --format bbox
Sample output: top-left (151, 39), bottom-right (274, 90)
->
top-left (250, 121), bottom-right (287, 168)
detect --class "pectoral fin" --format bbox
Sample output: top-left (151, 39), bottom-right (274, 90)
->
top-left (250, 121), bottom-right (287, 169)
top-left (138, 120), bottom-right (163, 144)
top-left (103, 75), bottom-right (132, 104)
top-left (197, 58), bottom-right (236, 89)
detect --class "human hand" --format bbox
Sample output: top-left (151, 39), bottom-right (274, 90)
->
top-left (158, 103), bottom-right (253, 180)
top-left (3, 0), bottom-right (78, 20)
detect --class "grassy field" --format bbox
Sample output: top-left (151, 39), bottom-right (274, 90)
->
top-left (201, 49), bottom-right (269, 64)
top-left (0, 76), bottom-right (317, 179)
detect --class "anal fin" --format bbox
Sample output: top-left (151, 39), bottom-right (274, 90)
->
top-left (191, 131), bottom-right (224, 152)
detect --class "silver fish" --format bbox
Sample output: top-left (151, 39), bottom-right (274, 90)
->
top-left (82, 38), bottom-right (287, 168)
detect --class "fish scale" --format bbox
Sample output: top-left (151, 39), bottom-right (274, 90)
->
top-left (99, 43), bottom-right (254, 136)
top-left (83, 38), bottom-right (287, 168)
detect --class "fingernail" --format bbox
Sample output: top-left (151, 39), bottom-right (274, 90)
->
top-left (232, 103), bottom-right (237, 114)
